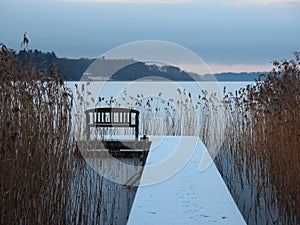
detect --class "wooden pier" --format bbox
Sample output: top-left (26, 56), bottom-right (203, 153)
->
top-left (127, 137), bottom-right (247, 225)
top-left (76, 139), bottom-right (151, 159)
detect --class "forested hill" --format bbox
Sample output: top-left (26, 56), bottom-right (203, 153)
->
top-left (108, 62), bottom-right (194, 81)
top-left (198, 72), bottom-right (266, 81)
top-left (17, 50), bottom-right (94, 80)
top-left (16, 50), bottom-right (266, 81)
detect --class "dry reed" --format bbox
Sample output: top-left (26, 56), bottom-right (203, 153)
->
top-left (0, 44), bottom-right (137, 225)
top-left (215, 53), bottom-right (300, 225)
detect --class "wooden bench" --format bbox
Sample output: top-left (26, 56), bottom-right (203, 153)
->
top-left (76, 107), bottom-right (151, 160)
top-left (85, 107), bottom-right (140, 140)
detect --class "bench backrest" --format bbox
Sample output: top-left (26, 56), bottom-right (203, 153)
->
top-left (85, 107), bottom-right (139, 139)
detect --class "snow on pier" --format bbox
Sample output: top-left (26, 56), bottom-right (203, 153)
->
top-left (127, 136), bottom-right (246, 225)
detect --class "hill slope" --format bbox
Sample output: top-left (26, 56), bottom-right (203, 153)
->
top-left (16, 50), bottom-right (266, 81)
top-left (17, 50), bottom-right (94, 80)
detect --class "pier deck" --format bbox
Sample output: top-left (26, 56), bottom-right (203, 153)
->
top-left (127, 136), bottom-right (246, 225)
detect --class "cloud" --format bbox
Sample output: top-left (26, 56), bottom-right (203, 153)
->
top-left (63, 0), bottom-right (193, 3)
top-left (62, 0), bottom-right (300, 3)
top-left (232, 0), bottom-right (300, 4)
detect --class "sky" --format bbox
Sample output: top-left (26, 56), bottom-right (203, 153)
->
top-left (0, 0), bottom-right (299, 73)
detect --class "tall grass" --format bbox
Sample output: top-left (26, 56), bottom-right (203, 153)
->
top-left (83, 88), bottom-right (205, 137)
top-left (0, 44), bottom-right (74, 224)
top-left (215, 53), bottom-right (300, 224)
top-left (0, 44), bottom-right (137, 225)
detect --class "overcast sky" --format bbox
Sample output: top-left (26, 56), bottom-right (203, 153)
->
top-left (0, 0), bottom-right (299, 72)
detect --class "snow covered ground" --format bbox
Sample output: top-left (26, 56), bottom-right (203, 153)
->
top-left (127, 136), bottom-right (246, 225)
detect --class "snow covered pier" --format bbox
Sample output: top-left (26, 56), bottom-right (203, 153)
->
top-left (127, 136), bottom-right (246, 225)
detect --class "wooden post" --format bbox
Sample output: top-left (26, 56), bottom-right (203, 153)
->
top-left (85, 111), bottom-right (90, 140)
top-left (135, 112), bottom-right (139, 140)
